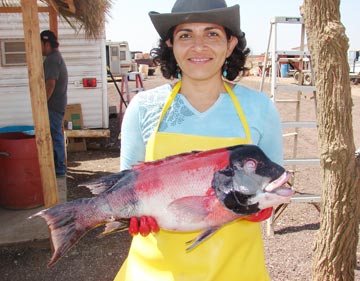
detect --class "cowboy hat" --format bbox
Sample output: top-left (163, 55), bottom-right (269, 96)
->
top-left (149, 0), bottom-right (241, 40)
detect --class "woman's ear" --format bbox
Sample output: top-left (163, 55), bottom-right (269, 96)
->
top-left (226, 36), bottom-right (238, 57)
top-left (166, 39), bottom-right (173, 48)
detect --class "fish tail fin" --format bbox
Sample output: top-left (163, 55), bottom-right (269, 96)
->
top-left (29, 198), bottom-right (96, 267)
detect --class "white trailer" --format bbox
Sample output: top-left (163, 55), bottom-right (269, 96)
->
top-left (0, 13), bottom-right (108, 129)
top-left (105, 40), bottom-right (133, 76)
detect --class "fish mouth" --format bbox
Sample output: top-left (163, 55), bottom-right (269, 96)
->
top-left (264, 171), bottom-right (294, 197)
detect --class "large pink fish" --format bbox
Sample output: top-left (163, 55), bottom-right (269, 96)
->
top-left (31, 144), bottom-right (294, 266)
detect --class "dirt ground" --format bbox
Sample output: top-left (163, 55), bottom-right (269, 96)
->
top-left (1, 72), bottom-right (360, 281)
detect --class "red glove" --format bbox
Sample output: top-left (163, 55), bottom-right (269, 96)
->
top-left (245, 207), bottom-right (273, 222)
top-left (128, 216), bottom-right (160, 236)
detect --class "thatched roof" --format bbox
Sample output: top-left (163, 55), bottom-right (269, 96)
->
top-left (0, 0), bottom-right (112, 38)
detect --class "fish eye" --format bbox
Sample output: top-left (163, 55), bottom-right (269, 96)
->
top-left (243, 159), bottom-right (257, 173)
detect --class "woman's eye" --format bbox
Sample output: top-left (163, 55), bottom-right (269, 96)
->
top-left (208, 31), bottom-right (219, 37)
top-left (178, 33), bottom-right (191, 39)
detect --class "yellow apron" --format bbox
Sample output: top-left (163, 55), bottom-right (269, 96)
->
top-left (115, 82), bottom-right (270, 281)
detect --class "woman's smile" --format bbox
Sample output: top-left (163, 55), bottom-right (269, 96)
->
top-left (188, 57), bottom-right (212, 63)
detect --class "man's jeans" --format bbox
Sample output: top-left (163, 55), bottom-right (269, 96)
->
top-left (48, 110), bottom-right (66, 175)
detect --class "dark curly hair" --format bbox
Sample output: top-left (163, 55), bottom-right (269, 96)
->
top-left (150, 27), bottom-right (250, 81)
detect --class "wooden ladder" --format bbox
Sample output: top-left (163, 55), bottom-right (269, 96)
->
top-left (119, 72), bottom-right (145, 132)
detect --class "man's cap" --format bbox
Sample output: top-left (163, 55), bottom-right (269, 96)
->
top-left (149, 0), bottom-right (241, 40)
top-left (40, 30), bottom-right (58, 44)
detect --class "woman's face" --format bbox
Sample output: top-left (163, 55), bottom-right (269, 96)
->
top-left (167, 22), bottom-right (238, 81)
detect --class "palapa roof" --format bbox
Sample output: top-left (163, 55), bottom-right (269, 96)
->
top-left (0, 0), bottom-right (113, 38)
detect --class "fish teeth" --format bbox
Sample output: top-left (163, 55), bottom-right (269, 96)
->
top-left (264, 171), bottom-right (293, 193)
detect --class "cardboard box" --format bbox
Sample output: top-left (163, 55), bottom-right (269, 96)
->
top-left (64, 104), bottom-right (83, 130)
top-left (66, 137), bottom-right (87, 152)
top-left (64, 104), bottom-right (87, 152)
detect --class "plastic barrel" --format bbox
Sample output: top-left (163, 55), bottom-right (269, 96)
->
top-left (0, 125), bottom-right (34, 134)
top-left (280, 64), bottom-right (289, 77)
top-left (139, 64), bottom-right (149, 78)
top-left (0, 132), bottom-right (43, 209)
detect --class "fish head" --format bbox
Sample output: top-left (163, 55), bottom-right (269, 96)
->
top-left (212, 145), bottom-right (294, 215)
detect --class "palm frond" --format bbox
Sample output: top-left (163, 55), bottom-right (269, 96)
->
top-left (0, 0), bottom-right (113, 38)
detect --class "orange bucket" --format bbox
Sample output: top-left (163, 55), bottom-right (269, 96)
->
top-left (0, 132), bottom-right (44, 209)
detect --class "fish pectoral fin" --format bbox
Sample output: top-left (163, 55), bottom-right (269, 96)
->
top-left (168, 196), bottom-right (216, 223)
top-left (98, 220), bottom-right (129, 238)
top-left (185, 227), bottom-right (220, 251)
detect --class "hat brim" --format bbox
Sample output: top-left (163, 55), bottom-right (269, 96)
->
top-left (149, 5), bottom-right (241, 40)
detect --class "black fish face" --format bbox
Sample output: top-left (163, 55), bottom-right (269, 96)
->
top-left (212, 167), bottom-right (261, 215)
top-left (212, 145), bottom-right (286, 215)
top-left (228, 145), bottom-right (286, 182)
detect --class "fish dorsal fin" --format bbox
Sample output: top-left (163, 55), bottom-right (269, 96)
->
top-left (131, 148), bottom-right (228, 171)
top-left (131, 151), bottom-right (200, 171)
top-left (78, 170), bottom-right (132, 195)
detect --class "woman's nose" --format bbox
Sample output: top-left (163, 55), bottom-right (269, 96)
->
top-left (191, 36), bottom-right (207, 51)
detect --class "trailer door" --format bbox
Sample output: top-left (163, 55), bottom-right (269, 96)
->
top-left (109, 45), bottom-right (120, 75)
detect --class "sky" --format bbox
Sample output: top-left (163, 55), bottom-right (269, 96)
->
top-left (105, 1), bottom-right (359, 55)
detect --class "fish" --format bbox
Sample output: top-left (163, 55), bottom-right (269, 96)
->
top-left (30, 144), bottom-right (294, 266)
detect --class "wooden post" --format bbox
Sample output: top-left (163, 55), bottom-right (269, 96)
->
top-left (21, 0), bottom-right (59, 207)
top-left (49, 6), bottom-right (58, 37)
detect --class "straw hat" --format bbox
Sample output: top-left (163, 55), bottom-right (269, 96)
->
top-left (149, 0), bottom-right (241, 39)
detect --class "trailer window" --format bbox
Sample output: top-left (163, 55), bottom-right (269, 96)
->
top-left (1, 40), bottom-right (27, 66)
top-left (111, 46), bottom-right (117, 57)
top-left (120, 50), bottom-right (126, 61)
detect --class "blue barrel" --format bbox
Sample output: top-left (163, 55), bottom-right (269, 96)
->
top-left (0, 125), bottom-right (34, 135)
top-left (280, 64), bottom-right (289, 77)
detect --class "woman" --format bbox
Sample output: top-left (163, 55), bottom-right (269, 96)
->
top-left (116, 0), bottom-right (283, 280)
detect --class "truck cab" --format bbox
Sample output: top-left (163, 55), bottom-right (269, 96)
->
top-left (131, 51), bottom-right (156, 76)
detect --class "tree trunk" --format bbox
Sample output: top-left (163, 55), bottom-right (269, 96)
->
top-left (301, 0), bottom-right (360, 280)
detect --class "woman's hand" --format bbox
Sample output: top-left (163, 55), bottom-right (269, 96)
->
top-left (245, 207), bottom-right (273, 222)
top-left (128, 216), bottom-right (160, 236)
top-left (127, 208), bottom-right (272, 237)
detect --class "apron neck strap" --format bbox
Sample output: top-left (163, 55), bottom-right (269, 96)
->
top-left (224, 83), bottom-right (251, 141)
top-left (154, 81), bottom-right (251, 142)
top-left (154, 81), bottom-right (182, 132)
